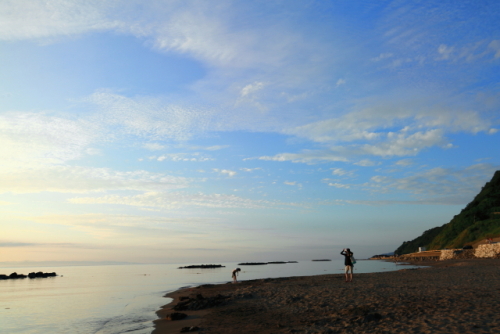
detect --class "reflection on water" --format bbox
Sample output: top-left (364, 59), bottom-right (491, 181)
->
top-left (0, 260), bottom-right (418, 334)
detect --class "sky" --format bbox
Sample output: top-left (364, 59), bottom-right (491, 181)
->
top-left (1, 0), bottom-right (499, 265)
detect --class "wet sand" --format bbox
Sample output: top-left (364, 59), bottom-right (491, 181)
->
top-left (153, 259), bottom-right (500, 333)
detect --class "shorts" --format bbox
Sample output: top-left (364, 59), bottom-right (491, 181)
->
top-left (344, 265), bottom-right (353, 273)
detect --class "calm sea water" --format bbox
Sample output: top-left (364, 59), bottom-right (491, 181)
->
top-left (0, 259), bottom-right (417, 334)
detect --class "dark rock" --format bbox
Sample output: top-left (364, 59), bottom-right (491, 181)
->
top-left (173, 294), bottom-right (229, 311)
top-left (178, 264), bottom-right (225, 269)
top-left (8, 272), bottom-right (27, 279)
top-left (165, 312), bottom-right (187, 321)
top-left (28, 272), bottom-right (57, 279)
top-left (364, 313), bottom-right (382, 322)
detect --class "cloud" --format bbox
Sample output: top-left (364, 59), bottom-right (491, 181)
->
top-left (0, 0), bottom-right (121, 41)
top-left (354, 159), bottom-right (378, 167)
top-left (365, 163), bottom-right (499, 203)
top-left (335, 78), bottom-right (346, 87)
top-left (0, 112), bottom-right (101, 169)
top-left (143, 143), bottom-right (166, 151)
top-left (86, 91), bottom-right (214, 141)
top-left (489, 40), bottom-right (500, 59)
top-left (331, 168), bottom-right (353, 177)
top-left (0, 166), bottom-right (189, 194)
top-left (395, 159), bottom-right (413, 167)
top-left (155, 153), bottom-right (214, 162)
top-left (240, 82), bottom-right (265, 97)
top-left (327, 182), bottom-right (350, 189)
top-left (258, 151), bottom-right (348, 164)
top-left (213, 169), bottom-right (237, 177)
top-left (25, 213), bottom-right (217, 240)
top-left (240, 168), bottom-right (262, 172)
top-left (284, 181), bottom-right (296, 186)
top-left (437, 44), bottom-right (454, 60)
top-left (189, 145), bottom-right (229, 151)
top-left (371, 53), bottom-right (393, 62)
top-left (69, 191), bottom-right (296, 210)
top-left (257, 128), bottom-right (446, 164)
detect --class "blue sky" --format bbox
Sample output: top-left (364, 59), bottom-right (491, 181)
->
top-left (1, 0), bottom-right (499, 264)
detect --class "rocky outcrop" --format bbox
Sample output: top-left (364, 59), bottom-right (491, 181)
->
top-left (178, 264), bottom-right (225, 269)
top-left (0, 272), bottom-right (57, 280)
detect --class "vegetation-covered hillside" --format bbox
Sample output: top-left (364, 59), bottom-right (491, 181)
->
top-left (395, 170), bottom-right (500, 255)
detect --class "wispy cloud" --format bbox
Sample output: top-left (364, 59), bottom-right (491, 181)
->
top-left (0, 166), bottom-right (189, 194)
top-left (0, 112), bottom-right (101, 169)
top-left (212, 168), bottom-right (237, 177)
top-left (155, 153), bottom-right (214, 162)
top-left (364, 163), bottom-right (499, 203)
top-left (69, 191), bottom-right (299, 210)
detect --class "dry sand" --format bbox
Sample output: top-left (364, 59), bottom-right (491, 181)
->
top-left (153, 259), bottom-right (500, 333)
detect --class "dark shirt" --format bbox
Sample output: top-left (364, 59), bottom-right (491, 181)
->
top-left (341, 250), bottom-right (353, 266)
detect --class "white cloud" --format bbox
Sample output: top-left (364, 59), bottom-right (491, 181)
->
top-left (86, 91), bottom-right (213, 141)
top-left (0, 112), bottom-right (101, 169)
top-left (69, 191), bottom-right (293, 210)
top-left (213, 168), bottom-right (237, 177)
top-left (240, 168), bottom-right (262, 172)
top-left (371, 53), bottom-right (393, 62)
top-left (25, 213), bottom-right (217, 240)
top-left (365, 163), bottom-right (499, 203)
top-left (0, 166), bottom-right (189, 194)
top-left (335, 78), bottom-right (346, 87)
top-left (240, 82), bottom-right (265, 97)
top-left (359, 129), bottom-right (446, 157)
top-left (284, 181), bottom-right (296, 186)
top-left (354, 159), bottom-right (378, 167)
top-left (189, 145), bottom-right (229, 151)
top-left (331, 168), bottom-right (352, 176)
top-left (489, 40), bottom-right (500, 59)
top-left (143, 143), bottom-right (166, 151)
top-left (327, 183), bottom-right (350, 189)
top-left (258, 128), bottom-right (446, 164)
top-left (156, 153), bottom-right (214, 162)
top-left (0, 0), bottom-right (121, 41)
top-left (395, 159), bottom-right (413, 167)
top-left (437, 44), bottom-right (454, 60)
top-left (258, 151), bottom-right (348, 164)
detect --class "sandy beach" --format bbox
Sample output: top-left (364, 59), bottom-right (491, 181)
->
top-left (153, 259), bottom-right (500, 333)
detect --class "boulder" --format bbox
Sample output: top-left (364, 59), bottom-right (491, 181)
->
top-left (165, 312), bottom-right (187, 321)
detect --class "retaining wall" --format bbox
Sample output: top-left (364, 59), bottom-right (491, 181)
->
top-left (475, 243), bottom-right (500, 258)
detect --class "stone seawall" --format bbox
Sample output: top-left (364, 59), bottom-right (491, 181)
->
top-left (439, 244), bottom-right (500, 260)
top-left (440, 250), bottom-right (456, 261)
top-left (475, 243), bottom-right (500, 258)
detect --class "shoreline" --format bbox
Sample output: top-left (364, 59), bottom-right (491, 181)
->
top-left (152, 259), bottom-right (500, 333)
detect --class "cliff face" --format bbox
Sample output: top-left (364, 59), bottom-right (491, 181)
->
top-left (395, 170), bottom-right (500, 255)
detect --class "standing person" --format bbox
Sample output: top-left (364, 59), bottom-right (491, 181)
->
top-left (340, 248), bottom-right (354, 282)
top-left (232, 268), bottom-right (241, 283)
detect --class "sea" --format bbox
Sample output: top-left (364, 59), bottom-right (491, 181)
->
top-left (0, 259), bottom-right (420, 334)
